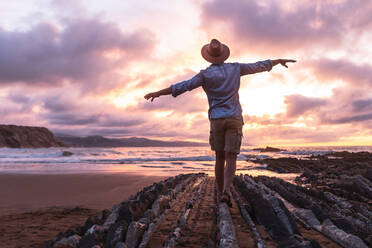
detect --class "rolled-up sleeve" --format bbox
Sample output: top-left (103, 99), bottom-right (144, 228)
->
top-left (240, 59), bottom-right (273, 76)
top-left (171, 72), bottom-right (204, 97)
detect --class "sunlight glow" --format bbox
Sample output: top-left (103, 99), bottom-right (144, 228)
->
top-left (154, 110), bottom-right (173, 118)
top-left (32, 105), bottom-right (41, 113)
top-left (107, 89), bottom-right (142, 109)
top-left (103, 49), bottom-right (125, 60)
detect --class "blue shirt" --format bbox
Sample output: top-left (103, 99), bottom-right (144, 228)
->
top-left (171, 60), bottom-right (273, 119)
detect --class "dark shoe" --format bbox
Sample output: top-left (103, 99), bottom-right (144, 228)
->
top-left (220, 191), bottom-right (232, 208)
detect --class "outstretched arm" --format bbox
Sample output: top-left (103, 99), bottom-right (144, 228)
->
top-left (271, 59), bottom-right (296, 68)
top-left (144, 87), bottom-right (172, 102)
top-left (240, 59), bottom-right (296, 76)
top-left (144, 72), bottom-right (204, 102)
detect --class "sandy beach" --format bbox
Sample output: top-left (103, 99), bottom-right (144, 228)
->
top-left (0, 173), bottom-right (168, 248)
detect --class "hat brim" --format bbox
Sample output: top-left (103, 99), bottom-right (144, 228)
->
top-left (201, 43), bottom-right (230, 64)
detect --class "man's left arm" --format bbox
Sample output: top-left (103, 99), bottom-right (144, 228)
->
top-left (271, 59), bottom-right (296, 68)
top-left (240, 59), bottom-right (296, 76)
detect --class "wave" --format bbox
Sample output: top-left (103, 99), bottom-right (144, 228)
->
top-left (240, 149), bottom-right (335, 158)
top-left (0, 155), bottom-right (219, 164)
top-left (244, 154), bottom-right (272, 160)
top-left (279, 150), bottom-right (333, 156)
top-left (140, 165), bottom-right (172, 168)
top-left (1, 146), bottom-right (370, 167)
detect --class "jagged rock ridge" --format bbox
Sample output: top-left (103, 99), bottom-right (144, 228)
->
top-left (45, 172), bottom-right (370, 248)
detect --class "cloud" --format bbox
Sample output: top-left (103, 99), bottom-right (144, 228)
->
top-left (51, 126), bottom-right (131, 137)
top-left (240, 86), bottom-right (372, 144)
top-left (244, 114), bottom-right (286, 125)
top-left (0, 18), bottom-right (156, 91)
top-left (284, 94), bottom-right (328, 118)
top-left (242, 125), bottom-right (344, 145)
top-left (42, 95), bottom-right (77, 112)
top-left (7, 93), bottom-right (32, 104)
top-left (45, 111), bottom-right (145, 127)
top-left (352, 99), bottom-right (372, 111)
top-left (200, 0), bottom-right (372, 55)
top-left (306, 87), bottom-right (372, 126)
top-left (48, 113), bottom-right (100, 125)
top-left (50, 0), bottom-right (86, 18)
top-left (307, 58), bottom-right (372, 87)
top-left (326, 113), bottom-right (372, 124)
top-left (1, 91), bottom-right (38, 115)
top-left (40, 93), bottom-right (147, 127)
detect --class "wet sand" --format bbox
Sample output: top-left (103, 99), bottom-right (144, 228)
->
top-left (0, 173), bottom-right (168, 248)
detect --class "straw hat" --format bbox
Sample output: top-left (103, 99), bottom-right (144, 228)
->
top-left (201, 39), bottom-right (230, 64)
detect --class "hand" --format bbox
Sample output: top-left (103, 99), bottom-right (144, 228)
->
top-left (144, 92), bottom-right (160, 102)
top-left (278, 59), bottom-right (296, 68)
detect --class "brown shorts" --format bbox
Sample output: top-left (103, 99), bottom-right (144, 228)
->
top-left (209, 116), bottom-right (244, 154)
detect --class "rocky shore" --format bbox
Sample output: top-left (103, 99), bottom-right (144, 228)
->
top-left (44, 169), bottom-right (371, 247)
top-left (0, 125), bottom-right (64, 148)
top-left (252, 146), bottom-right (287, 152)
top-left (249, 152), bottom-right (371, 207)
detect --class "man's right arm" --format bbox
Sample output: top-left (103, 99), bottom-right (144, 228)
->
top-left (144, 87), bottom-right (172, 102)
top-left (144, 72), bottom-right (204, 102)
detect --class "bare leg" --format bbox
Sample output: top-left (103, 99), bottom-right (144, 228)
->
top-left (215, 151), bottom-right (225, 196)
top-left (224, 152), bottom-right (237, 193)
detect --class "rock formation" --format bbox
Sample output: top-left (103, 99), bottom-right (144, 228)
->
top-left (0, 125), bottom-right (64, 148)
top-left (45, 172), bottom-right (370, 248)
top-left (252, 146), bottom-right (287, 152)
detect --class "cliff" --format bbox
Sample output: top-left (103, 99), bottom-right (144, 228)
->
top-left (0, 125), bottom-right (65, 148)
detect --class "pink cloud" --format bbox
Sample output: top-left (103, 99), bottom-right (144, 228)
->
top-left (0, 19), bottom-right (156, 91)
top-left (242, 126), bottom-right (344, 145)
top-left (307, 58), bottom-right (372, 87)
top-left (200, 0), bottom-right (372, 55)
top-left (284, 94), bottom-right (328, 118)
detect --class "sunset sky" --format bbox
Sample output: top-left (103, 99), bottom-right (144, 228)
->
top-left (1, 0), bottom-right (372, 146)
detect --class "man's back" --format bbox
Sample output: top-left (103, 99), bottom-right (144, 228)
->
top-left (202, 63), bottom-right (243, 119)
top-left (171, 60), bottom-right (273, 119)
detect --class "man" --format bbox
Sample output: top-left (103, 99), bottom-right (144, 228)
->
top-left (144, 39), bottom-right (296, 206)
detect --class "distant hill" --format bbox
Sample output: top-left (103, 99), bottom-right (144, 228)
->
top-left (0, 125), bottom-right (65, 148)
top-left (56, 135), bottom-right (207, 147)
top-left (0, 124), bottom-right (207, 148)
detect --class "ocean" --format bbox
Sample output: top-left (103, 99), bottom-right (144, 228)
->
top-left (1, 146), bottom-right (371, 181)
